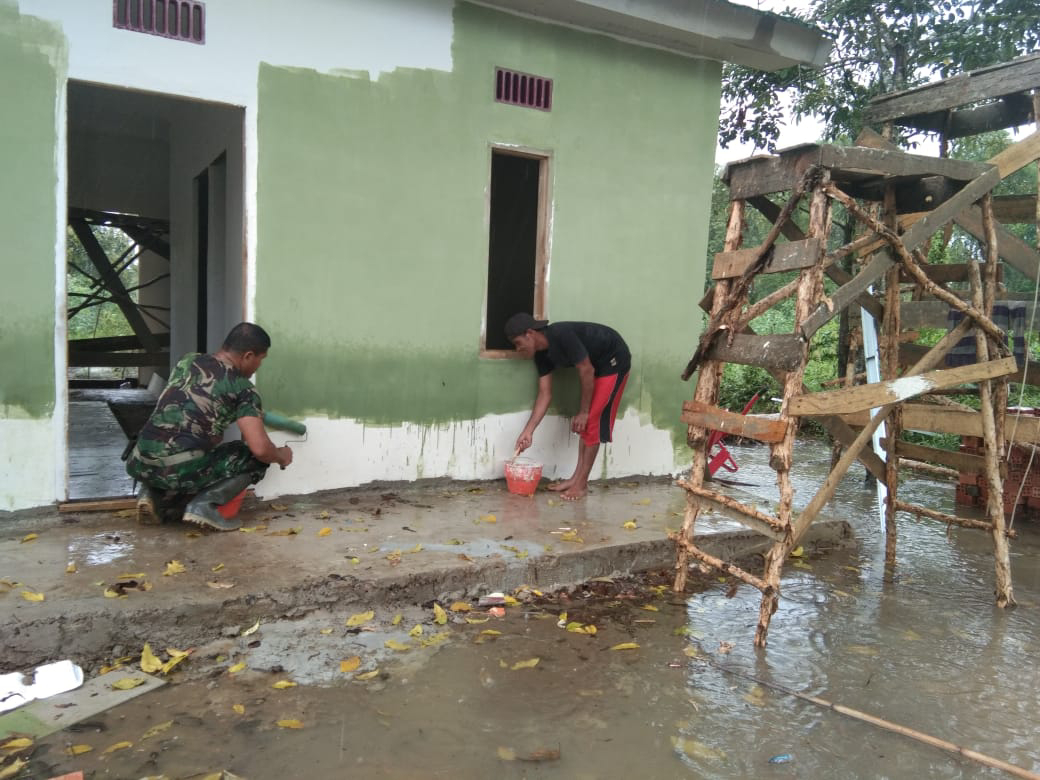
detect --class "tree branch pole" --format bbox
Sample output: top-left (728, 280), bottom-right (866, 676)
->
top-left (706, 661), bottom-right (1040, 780)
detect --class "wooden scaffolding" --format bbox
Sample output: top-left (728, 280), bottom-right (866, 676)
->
top-left (672, 57), bottom-right (1040, 646)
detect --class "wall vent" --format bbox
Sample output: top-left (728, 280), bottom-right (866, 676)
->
top-left (495, 68), bottom-right (552, 111)
top-left (113, 0), bottom-right (205, 44)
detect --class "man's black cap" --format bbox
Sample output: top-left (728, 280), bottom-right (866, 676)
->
top-left (504, 313), bottom-right (548, 340)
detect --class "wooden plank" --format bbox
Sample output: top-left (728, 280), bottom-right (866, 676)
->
top-left (58, 498), bottom-right (137, 513)
top-left (723, 144), bottom-right (823, 199)
top-left (69, 333), bottom-right (171, 352)
top-left (790, 357), bottom-right (1017, 416)
top-left (900, 166), bottom-right (1001, 251)
top-left (711, 238), bottom-right (822, 280)
top-left (898, 263), bottom-right (1001, 285)
top-left (889, 439), bottom-right (990, 475)
top-left (863, 54), bottom-right (1040, 124)
top-left (956, 205), bottom-right (1040, 283)
top-left (68, 350), bottom-right (169, 367)
top-left (892, 499), bottom-right (1012, 536)
top-left (887, 95), bottom-right (1036, 138)
top-left (840, 404), bottom-right (1040, 443)
top-left (899, 343), bottom-right (1040, 388)
top-left (800, 250), bottom-right (893, 338)
top-left (988, 129), bottom-right (1040, 180)
top-left (678, 480), bottom-right (787, 542)
top-left (993, 194), bottom-right (1038, 224)
top-left (816, 415), bottom-right (887, 482)
top-left (704, 332), bottom-right (805, 372)
top-left (818, 145), bottom-right (991, 181)
top-left (900, 299), bottom-right (1038, 330)
top-left (680, 400), bottom-right (789, 443)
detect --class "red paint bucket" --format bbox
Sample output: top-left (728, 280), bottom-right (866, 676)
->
top-left (218, 489), bottom-right (247, 519)
top-left (504, 457), bottom-right (542, 496)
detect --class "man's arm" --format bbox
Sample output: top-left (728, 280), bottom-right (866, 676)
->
top-left (238, 415), bottom-right (293, 469)
top-left (571, 357), bottom-right (595, 434)
top-left (516, 374), bottom-right (553, 453)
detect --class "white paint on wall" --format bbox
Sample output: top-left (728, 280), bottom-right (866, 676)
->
top-left (887, 375), bottom-right (934, 402)
top-left (254, 409), bottom-right (677, 499)
top-left (1, 420), bottom-right (61, 511)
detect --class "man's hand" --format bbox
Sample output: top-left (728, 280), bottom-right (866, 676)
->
top-left (571, 412), bottom-right (589, 434)
top-left (515, 432), bottom-right (533, 453)
top-left (278, 445), bottom-right (294, 470)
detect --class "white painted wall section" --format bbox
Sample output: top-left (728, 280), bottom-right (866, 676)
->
top-left (254, 410), bottom-right (675, 499)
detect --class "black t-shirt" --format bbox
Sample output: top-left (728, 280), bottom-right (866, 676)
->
top-left (534, 322), bottom-right (631, 377)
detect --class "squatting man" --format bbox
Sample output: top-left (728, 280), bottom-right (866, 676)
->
top-left (125, 322), bottom-right (293, 531)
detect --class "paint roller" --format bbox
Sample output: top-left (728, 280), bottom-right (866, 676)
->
top-left (263, 411), bottom-right (307, 436)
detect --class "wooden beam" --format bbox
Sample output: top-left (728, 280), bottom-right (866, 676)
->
top-left (888, 95), bottom-right (1036, 138)
top-left (988, 129), bottom-right (1040, 180)
top-left (680, 401), bottom-right (789, 444)
top-left (993, 194), bottom-right (1039, 224)
top-left (670, 534), bottom-right (771, 592)
top-left (817, 144), bottom-right (991, 181)
top-left (900, 299), bottom-right (1037, 329)
top-left (712, 238), bottom-right (822, 280)
top-left (800, 250), bottom-right (893, 339)
top-left (899, 342), bottom-right (1040, 388)
top-left (69, 219), bottom-right (162, 355)
top-left (68, 350), bottom-right (169, 368)
top-left (69, 333), bottom-right (171, 352)
top-left (956, 206), bottom-right (1040, 283)
top-left (898, 262), bottom-right (1001, 285)
top-left (816, 415), bottom-right (887, 482)
top-left (841, 403), bottom-right (1040, 443)
top-left (889, 439), bottom-right (991, 475)
top-left (678, 480), bottom-right (787, 541)
top-left (789, 357), bottom-right (1017, 416)
top-left (863, 54), bottom-right (1040, 124)
top-left (899, 166), bottom-right (1001, 251)
top-left (59, 498), bottom-right (137, 513)
top-left (704, 332), bottom-right (805, 372)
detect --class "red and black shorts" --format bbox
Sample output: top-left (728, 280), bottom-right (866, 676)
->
top-left (583, 371), bottom-right (629, 447)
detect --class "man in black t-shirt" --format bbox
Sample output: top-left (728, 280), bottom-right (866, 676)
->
top-left (505, 313), bottom-right (630, 500)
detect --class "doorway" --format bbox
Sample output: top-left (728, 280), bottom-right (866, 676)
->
top-left (65, 81), bottom-right (245, 500)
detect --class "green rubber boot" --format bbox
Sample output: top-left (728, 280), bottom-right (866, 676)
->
top-left (182, 474), bottom-right (252, 532)
top-left (136, 484), bottom-right (164, 525)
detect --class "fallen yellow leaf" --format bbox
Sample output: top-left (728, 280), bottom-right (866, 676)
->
top-left (103, 587), bottom-right (123, 599)
top-left (320, 628), bottom-right (334, 635)
top-left (480, 629), bottom-right (502, 636)
top-left (65, 744), bottom-right (93, 756)
top-left (384, 639), bottom-right (410, 651)
top-left (610, 642), bottom-right (640, 651)
top-left (232, 704), bottom-right (245, 715)
top-left (560, 530), bottom-right (583, 543)
top-left (465, 616), bottom-right (489, 624)
top-left (140, 720), bottom-right (173, 740)
top-left (503, 596), bottom-right (520, 607)
top-left (1, 738), bottom-right (32, 750)
top-left (354, 669), bottom-right (380, 681)
top-left (226, 661), bottom-right (248, 676)
top-left (510, 658), bottom-right (540, 670)
top-left (266, 527), bottom-right (301, 536)
top-left (391, 613), bottom-right (403, 626)
top-left (163, 560), bottom-right (186, 576)
top-left (211, 563), bottom-right (225, 572)
top-left (671, 736), bottom-right (726, 761)
top-left (241, 619), bottom-right (261, 636)
top-left (340, 656), bottom-right (361, 672)
top-left (346, 609), bottom-right (375, 627)
top-left (318, 510), bottom-right (331, 519)
top-left (140, 643), bottom-right (163, 673)
top-left (433, 603), bottom-right (448, 625)
top-left (66, 562), bottom-right (77, 574)
top-left (497, 746), bottom-right (516, 761)
top-left (206, 580), bottom-right (235, 589)
top-left (409, 624), bottom-right (423, 637)
top-left (162, 648), bottom-right (192, 675)
top-left (271, 503), bottom-right (288, 511)
top-left (479, 514), bottom-right (497, 523)
top-left (20, 533), bottom-right (38, 543)
top-left (111, 677), bottom-right (146, 690)
top-left (449, 601), bottom-right (471, 612)
top-left (20, 590), bottom-right (44, 602)
top-left (640, 604), bottom-right (659, 612)
top-left (272, 680), bottom-right (297, 689)
top-left (683, 645), bottom-right (699, 658)
top-left (318, 527), bottom-right (332, 537)
top-left (348, 557), bottom-right (360, 564)
top-left (276, 719), bottom-right (304, 729)
top-left (102, 740), bottom-right (133, 754)
top-left (622, 520), bottom-right (638, 530)
top-left (790, 546), bottom-right (805, 558)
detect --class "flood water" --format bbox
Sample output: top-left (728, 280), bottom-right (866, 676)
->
top-left (26, 440), bottom-right (1040, 779)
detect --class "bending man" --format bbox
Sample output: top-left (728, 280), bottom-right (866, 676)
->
top-left (506, 313), bottom-right (630, 501)
top-left (126, 322), bottom-right (293, 531)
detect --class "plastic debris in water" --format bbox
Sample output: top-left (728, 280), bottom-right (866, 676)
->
top-left (768, 753), bottom-right (793, 764)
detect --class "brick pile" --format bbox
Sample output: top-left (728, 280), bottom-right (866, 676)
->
top-left (955, 408), bottom-right (1040, 519)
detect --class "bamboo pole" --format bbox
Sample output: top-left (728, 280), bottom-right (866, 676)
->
top-left (674, 200), bottom-right (744, 592)
top-left (708, 663), bottom-right (1040, 780)
top-left (734, 276), bottom-right (801, 331)
top-left (671, 537), bottom-right (771, 591)
top-left (754, 177), bottom-right (830, 647)
top-left (882, 184), bottom-right (901, 565)
top-left (979, 195), bottom-right (1015, 607)
top-left (893, 499), bottom-right (1016, 537)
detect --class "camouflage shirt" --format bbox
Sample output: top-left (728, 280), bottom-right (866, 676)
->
top-left (135, 353), bottom-right (263, 459)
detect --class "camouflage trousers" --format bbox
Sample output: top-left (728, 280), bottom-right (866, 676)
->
top-left (126, 440), bottom-right (269, 506)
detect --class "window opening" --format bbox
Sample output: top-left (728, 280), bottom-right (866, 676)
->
top-left (484, 149), bottom-right (548, 353)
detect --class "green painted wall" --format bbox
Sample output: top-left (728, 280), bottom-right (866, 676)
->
top-left (0, 2), bottom-right (63, 418)
top-left (256, 3), bottom-right (719, 449)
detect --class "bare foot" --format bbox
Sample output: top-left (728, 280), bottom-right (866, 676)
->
top-left (548, 479), bottom-right (575, 493)
top-left (561, 485), bottom-right (588, 501)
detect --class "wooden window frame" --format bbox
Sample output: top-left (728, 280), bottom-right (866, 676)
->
top-left (480, 145), bottom-right (551, 359)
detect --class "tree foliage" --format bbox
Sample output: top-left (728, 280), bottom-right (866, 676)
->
top-left (719, 0), bottom-right (1040, 153)
top-left (67, 226), bottom-right (137, 342)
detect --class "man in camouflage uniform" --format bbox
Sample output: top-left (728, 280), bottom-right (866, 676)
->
top-left (126, 322), bottom-right (293, 531)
